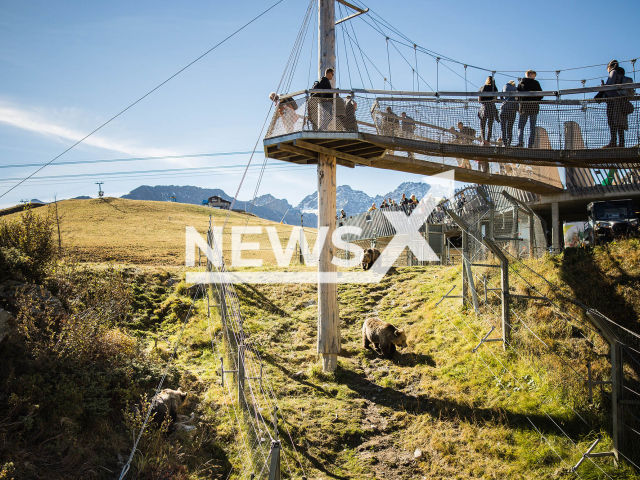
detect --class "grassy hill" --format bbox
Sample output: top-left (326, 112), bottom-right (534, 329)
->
top-left (6, 198), bottom-right (316, 266)
top-left (2, 200), bottom-right (639, 479)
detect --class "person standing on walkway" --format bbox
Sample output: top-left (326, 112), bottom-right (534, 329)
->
top-left (401, 111), bottom-right (416, 158)
top-left (517, 70), bottom-right (543, 148)
top-left (478, 76), bottom-right (499, 145)
top-left (309, 68), bottom-right (335, 131)
top-left (595, 60), bottom-right (632, 147)
top-left (500, 80), bottom-right (518, 146)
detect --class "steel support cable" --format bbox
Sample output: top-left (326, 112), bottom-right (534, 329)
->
top-left (385, 36), bottom-right (393, 90)
top-left (243, 0), bottom-right (315, 227)
top-left (223, 0), bottom-right (316, 233)
top-left (118, 282), bottom-right (205, 480)
top-left (434, 298), bottom-right (587, 478)
top-left (281, 0), bottom-right (315, 93)
top-left (351, 0), bottom-right (638, 81)
top-left (414, 44), bottom-right (420, 91)
top-left (346, 17), bottom-right (374, 88)
top-left (338, 5), bottom-right (353, 89)
top-left (342, 8), bottom-right (366, 89)
top-left (387, 38), bottom-right (433, 91)
top-left (340, 26), bottom-right (394, 88)
top-left (207, 238), bottom-right (306, 477)
top-left (306, 0), bottom-right (317, 89)
top-left (0, 0), bottom-right (286, 201)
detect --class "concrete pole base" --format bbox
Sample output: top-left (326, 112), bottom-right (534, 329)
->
top-left (322, 354), bottom-right (337, 373)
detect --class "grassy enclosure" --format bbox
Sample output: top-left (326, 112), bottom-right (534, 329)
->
top-left (1, 200), bottom-right (639, 479)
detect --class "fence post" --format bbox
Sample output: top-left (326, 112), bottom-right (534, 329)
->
top-left (268, 440), bottom-right (281, 480)
top-left (268, 404), bottom-right (281, 480)
top-left (482, 238), bottom-right (510, 350)
top-left (238, 344), bottom-right (245, 408)
top-left (586, 310), bottom-right (621, 463)
top-left (462, 230), bottom-right (469, 306)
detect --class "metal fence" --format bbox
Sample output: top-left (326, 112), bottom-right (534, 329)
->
top-left (266, 85), bottom-right (640, 167)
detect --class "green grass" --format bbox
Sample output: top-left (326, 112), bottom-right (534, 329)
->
top-left (143, 258), bottom-right (639, 479)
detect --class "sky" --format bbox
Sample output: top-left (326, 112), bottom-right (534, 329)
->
top-left (0, 0), bottom-right (639, 209)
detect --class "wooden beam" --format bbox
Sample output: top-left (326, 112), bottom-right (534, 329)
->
top-left (277, 143), bottom-right (318, 160)
top-left (336, 0), bottom-right (366, 13)
top-left (294, 140), bottom-right (372, 166)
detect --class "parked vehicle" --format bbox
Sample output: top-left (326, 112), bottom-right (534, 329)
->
top-left (584, 199), bottom-right (638, 245)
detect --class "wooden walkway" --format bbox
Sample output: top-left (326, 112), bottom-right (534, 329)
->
top-left (263, 132), bottom-right (564, 195)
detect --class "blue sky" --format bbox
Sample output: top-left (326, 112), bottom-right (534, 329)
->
top-left (1, 0), bottom-right (638, 208)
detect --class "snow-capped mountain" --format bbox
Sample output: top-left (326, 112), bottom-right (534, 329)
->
top-left (296, 185), bottom-right (378, 217)
top-left (296, 181), bottom-right (451, 217)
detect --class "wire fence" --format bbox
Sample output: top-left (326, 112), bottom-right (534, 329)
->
top-left (441, 184), bottom-right (640, 472)
top-left (266, 86), bottom-right (640, 170)
top-left (203, 219), bottom-right (307, 479)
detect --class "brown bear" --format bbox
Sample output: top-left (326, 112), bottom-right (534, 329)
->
top-left (362, 317), bottom-right (407, 359)
top-left (361, 248), bottom-right (381, 270)
top-left (150, 388), bottom-right (188, 428)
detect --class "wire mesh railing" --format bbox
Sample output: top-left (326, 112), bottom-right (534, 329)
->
top-left (266, 85), bottom-right (640, 168)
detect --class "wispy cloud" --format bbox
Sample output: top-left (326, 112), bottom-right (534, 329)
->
top-left (0, 101), bottom-right (177, 158)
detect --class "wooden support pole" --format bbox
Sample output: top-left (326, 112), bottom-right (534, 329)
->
top-left (317, 0), bottom-right (339, 373)
top-left (317, 153), bottom-right (340, 372)
top-left (319, 0), bottom-right (335, 84)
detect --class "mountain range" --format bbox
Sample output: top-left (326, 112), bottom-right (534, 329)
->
top-left (296, 181), bottom-right (452, 217)
top-left (121, 181), bottom-right (451, 226)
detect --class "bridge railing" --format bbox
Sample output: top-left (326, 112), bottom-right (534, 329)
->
top-left (266, 84), bottom-right (640, 170)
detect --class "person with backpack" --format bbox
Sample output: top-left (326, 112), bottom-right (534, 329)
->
top-left (478, 76), bottom-right (499, 145)
top-left (595, 60), bottom-right (634, 148)
top-left (308, 68), bottom-right (335, 131)
top-left (516, 70), bottom-right (543, 148)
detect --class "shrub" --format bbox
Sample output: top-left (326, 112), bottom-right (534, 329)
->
top-left (0, 206), bottom-right (56, 282)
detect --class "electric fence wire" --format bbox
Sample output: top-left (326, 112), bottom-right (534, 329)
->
top-left (446, 241), bottom-right (594, 429)
top-left (0, 0), bottom-right (287, 201)
top-left (118, 282), bottom-right (205, 480)
top-left (433, 297), bottom-right (588, 478)
top-left (446, 203), bottom-right (640, 465)
top-left (199, 236), bottom-right (269, 479)
top-left (206, 227), bottom-right (307, 478)
top-left (204, 253), bottom-right (273, 478)
top-left (458, 261), bottom-right (618, 478)
top-left (435, 255), bottom-right (615, 478)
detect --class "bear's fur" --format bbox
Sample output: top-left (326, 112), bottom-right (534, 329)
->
top-left (361, 248), bottom-right (381, 270)
top-left (362, 317), bottom-right (407, 359)
top-left (150, 388), bottom-right (188, 428)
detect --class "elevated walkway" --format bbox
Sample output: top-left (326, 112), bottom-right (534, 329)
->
top-left (264, 84), bottom-right (640, 194)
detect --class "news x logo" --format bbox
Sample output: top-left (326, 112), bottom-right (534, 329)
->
top-left (185, 195), bottom-right (441, 285)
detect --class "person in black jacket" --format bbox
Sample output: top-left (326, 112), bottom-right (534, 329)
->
top-left (516, 70), bottom-right (543, 148)
top-left (595, 60), bottom-right (631, 147)
top-left (478, 76), bottom-right (499, 146)
top-left (308, 68), bottom-right (335, 130)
